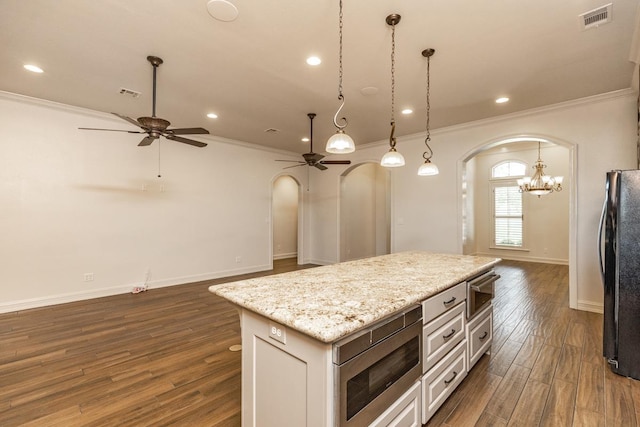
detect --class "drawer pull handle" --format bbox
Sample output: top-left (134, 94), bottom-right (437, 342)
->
top-left (479, 331), bottom-right (488, 340)
top-left (443, 297), bottom-right (456, 306)
top-left (444, 371), bottom-right (458, 385)
top-left (442, 329), bottom-right (456, 340)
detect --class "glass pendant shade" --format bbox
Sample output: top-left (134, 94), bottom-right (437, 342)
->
top-left (326, 130), bottom-right (355, 154)
top-left (417, 160), bottom-right (439, 176)
top-left (380, 149), bottom-right (405, 167)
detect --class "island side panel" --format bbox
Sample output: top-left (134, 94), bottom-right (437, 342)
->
top-left (240, 308), bottom-right (334, 427)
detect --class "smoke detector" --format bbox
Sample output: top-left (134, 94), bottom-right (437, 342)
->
top-left (579, 3), bottom-right (612, 30)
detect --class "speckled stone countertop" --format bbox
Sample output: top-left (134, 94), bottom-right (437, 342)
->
top-left (210, 251), bottom-right (500, 343)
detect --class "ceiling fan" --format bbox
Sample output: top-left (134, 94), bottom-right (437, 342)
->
top-left (79, 56), bottom-right (209, 147)
top-left (277, 113), bottom-right (351, 170)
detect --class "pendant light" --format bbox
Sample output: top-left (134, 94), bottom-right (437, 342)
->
top-left (326, 0), bottom-right (355, 154)
top-left (380, 14), bottom-right (405, 168)
top-left (417, 48), bottom-right (439, 176)
top-left (517, 141), bottom-right (563, 197)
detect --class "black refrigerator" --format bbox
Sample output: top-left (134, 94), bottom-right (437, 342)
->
top-left (599, 169), bottom-right (640, 380)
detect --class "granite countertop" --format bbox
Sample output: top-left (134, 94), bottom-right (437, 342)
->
top-left (210, 251), bottom-right (501, 343)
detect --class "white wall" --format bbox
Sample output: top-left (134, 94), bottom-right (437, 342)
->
top-left (308, 90), bottom-right (637, 312)
top-left (471, 143), bottom-right (570, 264)
top-left (272, 175), bottom-right (298, 260)
top-left (0, 92), bottom-right (308, 312)
top-left (339, 163), bottom-right (390, 261)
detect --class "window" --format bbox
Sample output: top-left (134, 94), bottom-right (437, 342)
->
top-left (491, 161), bottom-right (526, 249)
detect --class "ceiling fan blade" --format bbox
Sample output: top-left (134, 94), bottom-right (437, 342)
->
top-left (168, 127), bottom-right (210, 135)
top-left (320, 160), bottom-right (352, 165)
top-left (164, 134), bottom-right (207, 147)
top-left (283, 164), bottom-right (306, 170)
top-left (314, 163), bottom-right (329, 171)
top-left (78, 127), bottom-right (146, 133)
top-left (138, 136), bottom-right (155, 146)
top-left (275, 160), bottom-right (305, 163)
top-left (303, 152), bottom-right (325, 163)
top-left (112, 112), bottom-right (145, 129)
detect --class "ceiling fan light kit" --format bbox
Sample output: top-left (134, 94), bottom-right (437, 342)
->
top-left (79, 55), bottom-right (210, 148)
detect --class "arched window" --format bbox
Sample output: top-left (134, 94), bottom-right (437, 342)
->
top-left (490, 161), bottom-right (527, 249)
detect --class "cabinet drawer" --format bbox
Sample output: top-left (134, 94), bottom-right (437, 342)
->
top-left (467, 305), bottom-right (493, 370)
top-left (422, 282), bottom-right (466, 324)
top-left (369, 380), bottom-right (421, 427)
top-left (423, 303), bottom-right (465, 373)
top-left (421, 340), bottom-right (467, 424)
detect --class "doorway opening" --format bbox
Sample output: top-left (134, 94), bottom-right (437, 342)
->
top-left (339, 163), bottom-right (391, 262)
top-left (459, 136), bottom-right (577, 308)
top-left (272, 175), bottom-right (301, 264)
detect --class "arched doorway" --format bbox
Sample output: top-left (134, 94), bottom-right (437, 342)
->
top-left (272, 175), bottom-right (301, 264)
top-left (339, 163), bottom-right (391, 262)
top-left (459, 135), bottom-right (577, 308)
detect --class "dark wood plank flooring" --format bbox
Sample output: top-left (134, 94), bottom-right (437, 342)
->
top-left (1, 259), bottom-right (638, 426)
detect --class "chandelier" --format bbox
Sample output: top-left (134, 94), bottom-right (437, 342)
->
top-left (517, 142), bottom-right (563, 197)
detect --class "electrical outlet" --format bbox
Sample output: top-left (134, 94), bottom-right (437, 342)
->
top-left (269, 322), bottom-right (286, 344)
top-left (83, 273), bottom-right (94, 282)
top-left (235, 256), bottom-right (241, 263)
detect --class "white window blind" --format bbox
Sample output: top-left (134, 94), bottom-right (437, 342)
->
top-left (494, 185), bottom-right (523, 247)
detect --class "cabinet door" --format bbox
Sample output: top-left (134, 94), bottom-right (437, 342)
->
top-left (423, 303), bottom-right (465, 372)
top-left (422, 340), bottom-right (467, 424)
top-left (369, 381), bottom-right (421, 427)
top-left (467, 305), bottom-right (493, 370)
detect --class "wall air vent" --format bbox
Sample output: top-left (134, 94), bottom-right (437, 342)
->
top-left (119, 87), bottom-right (142, 98)
top-left (579, 3), bottom-right (612, 30)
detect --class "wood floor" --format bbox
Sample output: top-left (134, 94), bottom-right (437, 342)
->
top-left (0, 259), bottom-right (638, 426)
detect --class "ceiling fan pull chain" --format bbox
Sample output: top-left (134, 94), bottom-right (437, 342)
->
top-left (158, 139), bottom-right (162, 178)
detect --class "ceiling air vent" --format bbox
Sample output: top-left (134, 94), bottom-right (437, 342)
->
top-left (579, 3), bottom-right (612, 30)
top-left (264, 128), bottom-right (280, 134)
top-left (119, 87), bottom-right (142, 98)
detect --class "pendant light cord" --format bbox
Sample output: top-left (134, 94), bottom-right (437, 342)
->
top-left (333, 0), bottom-right (348, 130)
top-left (389, 21), bottom-right (397, 149)
top-left (423, 53), bottom-right (433, 161)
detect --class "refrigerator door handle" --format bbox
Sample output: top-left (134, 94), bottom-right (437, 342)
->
top-left (598, 195), bottom-right (607, 284)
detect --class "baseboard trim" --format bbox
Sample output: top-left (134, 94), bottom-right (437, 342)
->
top-left (273, 253), bottom-right (297, 261)
top-left (577, 300), bottom-right (604, 314)
top-left (474, 252), bottom-right (569, 265)
top-left (0, 264), bottom-right (271, 314)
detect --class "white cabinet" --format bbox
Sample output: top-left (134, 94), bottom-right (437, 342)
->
top-left (423, 302), bottom-right (465, 372)
top-left (466, 304), bottom-right (493, 370)
top-left (421, 341), bottom-right (467, 423)
top-left (421, 281), bottom-right (468, 425)
top-left (369, 381), bottom-right (421, 427)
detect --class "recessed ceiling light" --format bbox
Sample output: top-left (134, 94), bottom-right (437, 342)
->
top-left (24, 64), bottom-right (43, 73)
top-left (306, 56), bottom-right (321, 66)
top-left (301, 137), bottom-right (310, 142)
top-left (206, 0), bottom-right (239, 22)
top-left (207, 113), bottom-right (218, 119)
top-left (495, 97), bottom-right (510, 104)
top-left (401, 109), bottom-right (413, 115)
top-left (360, 86), bottom-right (379, 96)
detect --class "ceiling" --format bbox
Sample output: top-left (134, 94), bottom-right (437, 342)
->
top-left (1, 0), bottom-right (638, 154)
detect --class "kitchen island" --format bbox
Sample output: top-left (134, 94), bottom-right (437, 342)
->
top-left (210, 251), bottom-right (500, 426)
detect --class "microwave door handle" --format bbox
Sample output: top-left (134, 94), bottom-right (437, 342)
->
top-left (470, 274), bottom-right (500, 292)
